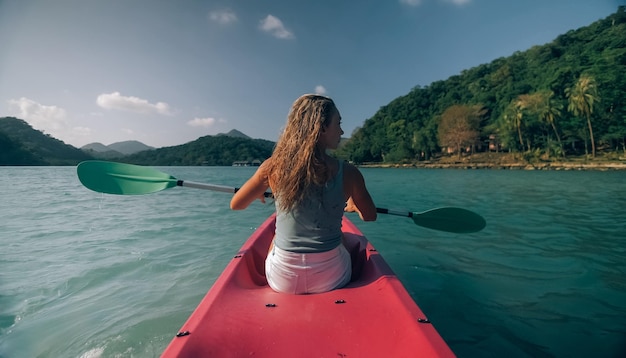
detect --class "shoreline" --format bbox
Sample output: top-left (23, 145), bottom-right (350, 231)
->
top-left (358, 160), bottom-right (626, 171)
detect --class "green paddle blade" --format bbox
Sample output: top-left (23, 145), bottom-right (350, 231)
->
top-left (412, 207), bottom-right (486, 233)
top-left (77, 160), bottom-right (178, 195)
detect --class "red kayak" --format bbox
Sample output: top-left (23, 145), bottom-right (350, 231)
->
top-left (162, 214), bottom-right (455, 357)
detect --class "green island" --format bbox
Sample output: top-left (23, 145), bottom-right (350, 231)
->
top-left (1, 7), bottom-right (625, 170)
top-left (336, 7), bottom-right (626, 170)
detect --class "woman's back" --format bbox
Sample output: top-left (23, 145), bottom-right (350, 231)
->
top-left (274, 160), bottom-right (345, 253)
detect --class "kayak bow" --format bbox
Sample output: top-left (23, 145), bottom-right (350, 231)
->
top-left (162, 215), bottom-right (455, 357)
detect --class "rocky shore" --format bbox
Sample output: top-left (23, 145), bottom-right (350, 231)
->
top-left (358, 153), bottom-right (626, 171)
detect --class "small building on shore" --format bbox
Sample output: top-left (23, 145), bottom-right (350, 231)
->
top-left (232, 159), bottom-right (262, 167)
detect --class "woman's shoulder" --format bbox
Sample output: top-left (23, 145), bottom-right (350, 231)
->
top-left (340, 160), bottom-right (357, 172)
top-left (254, 158), bottom-right (273, 183)
top-left (340, 161), bottom-right (362, 181)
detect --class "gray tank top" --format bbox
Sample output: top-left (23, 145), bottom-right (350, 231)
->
top-left (274, 160), bottom-right (345, 253)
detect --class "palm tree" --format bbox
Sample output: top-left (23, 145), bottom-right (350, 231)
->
top-left (566, 75), bottom-right (600, 157)
top-left (499, 103), bottom-right (524, 152)
top-left (537, 90), bottom-right (564, 158)
top-left (514, 95), bottom-right (533, 151)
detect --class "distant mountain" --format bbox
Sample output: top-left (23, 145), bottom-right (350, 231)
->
top-left (0, 117), bottom-right (274, 166)
top-left (108, 140), bottom-right (154, 154)
top-left (0, 117), bottom-right (93, 165)
top-left (80, 147), bottom-right (124, 160)
top-left (217, 129), bottom-right (251, 139)
top-left (81, 140), bottom-right (153, 155)
top-left (81, 142), bottom-right (111, 152)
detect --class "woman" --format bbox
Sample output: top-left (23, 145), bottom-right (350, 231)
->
top-left (230, 94), bottom-right (377, 294)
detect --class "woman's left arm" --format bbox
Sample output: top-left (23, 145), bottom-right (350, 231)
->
top-left (343, 163), bottom-right (377, 221)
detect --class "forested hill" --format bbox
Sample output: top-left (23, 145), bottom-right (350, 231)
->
top-left (0, 116), bottom-right (274, 166)
top-left (122, 135), bottom-right (275, 166)
top-left (0, 117), bottom-right (93, 165)
top-left (338, 6), bottom-right (626, 163)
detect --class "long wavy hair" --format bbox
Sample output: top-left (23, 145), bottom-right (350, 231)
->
top-left (266, 94), bottom-right (337, 211)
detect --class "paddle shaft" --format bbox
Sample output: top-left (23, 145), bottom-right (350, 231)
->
top-left (178, 180), bottom-right (273, 198)
top-left (376, 207), bottom-right (413, 218)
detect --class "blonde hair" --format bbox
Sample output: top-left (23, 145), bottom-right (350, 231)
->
top-left (266, 94), bottom-right (337, 211)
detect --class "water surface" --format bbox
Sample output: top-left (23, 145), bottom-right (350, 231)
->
top-left (1, 167), bottom-right (624, 357)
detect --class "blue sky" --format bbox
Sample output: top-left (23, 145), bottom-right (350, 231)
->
top-left (0, 0), bottom-right (622, 148)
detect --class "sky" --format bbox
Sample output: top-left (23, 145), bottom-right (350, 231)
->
top-left (0, 0), bottom-right (622, 148)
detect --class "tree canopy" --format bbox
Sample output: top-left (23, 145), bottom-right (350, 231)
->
top-left (121, 135), bottom-right (275, 166)
top-left (0, 116), bottom-right (274, 166)
top-left (438, 104), bottom-right (485, 159)
top-left (0, 117), bottom-right (93, 165)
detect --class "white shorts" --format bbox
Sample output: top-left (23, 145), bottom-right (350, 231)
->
top-left (265, 244), bottom-right (351, 294)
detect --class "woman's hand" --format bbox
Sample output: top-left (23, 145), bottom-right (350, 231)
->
top-left (344, 197), bottom-right (358, 213)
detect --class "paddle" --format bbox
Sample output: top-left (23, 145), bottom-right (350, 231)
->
top-left (376, 207), bottom-right (485, 233)
top-left (77, 160), bottom-right (485, 233)
top-left (76, 160), bottom-right (273, 197)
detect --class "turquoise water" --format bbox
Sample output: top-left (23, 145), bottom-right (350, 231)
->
top-left (1, 166), bottom-right (625, 357)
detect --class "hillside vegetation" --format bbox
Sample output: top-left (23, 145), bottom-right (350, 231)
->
top-left (0, 117), bottom-right (93, 165)
top-left (0, 116), bottom-right (273, 166)
top-left (337, 7), bottom-right (626, 164)
top-left (122, 135), bottom-right (275, 166)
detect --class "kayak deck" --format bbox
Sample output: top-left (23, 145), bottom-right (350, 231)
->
top-left (162, 215), bottom-right (455, 357)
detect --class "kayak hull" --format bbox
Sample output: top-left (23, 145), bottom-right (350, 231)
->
top-left (162, 215), bottom-right (455, 357)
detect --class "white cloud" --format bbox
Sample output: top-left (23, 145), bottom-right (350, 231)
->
top-left (259, 15), bottom-right (295, 39)
top-left (209, 9), bottom-right (237, 24)
top-left (314, 85), bottom-right (327, 95)
top-left (6, 97), bottom-right (93, 145)
top-left (53, 126), bottom-right (94, 147)
top-left (187, 117), bottom-right (226, 128)
top-left (7, 97), bottom-right (68, 132)
top-left (96, 92), bottom-right (171, 115)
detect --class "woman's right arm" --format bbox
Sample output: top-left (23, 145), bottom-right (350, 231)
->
top-left (230, 161), bottom-right (270, 210)
top-left (343, 163), bottom-right (377, 221)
